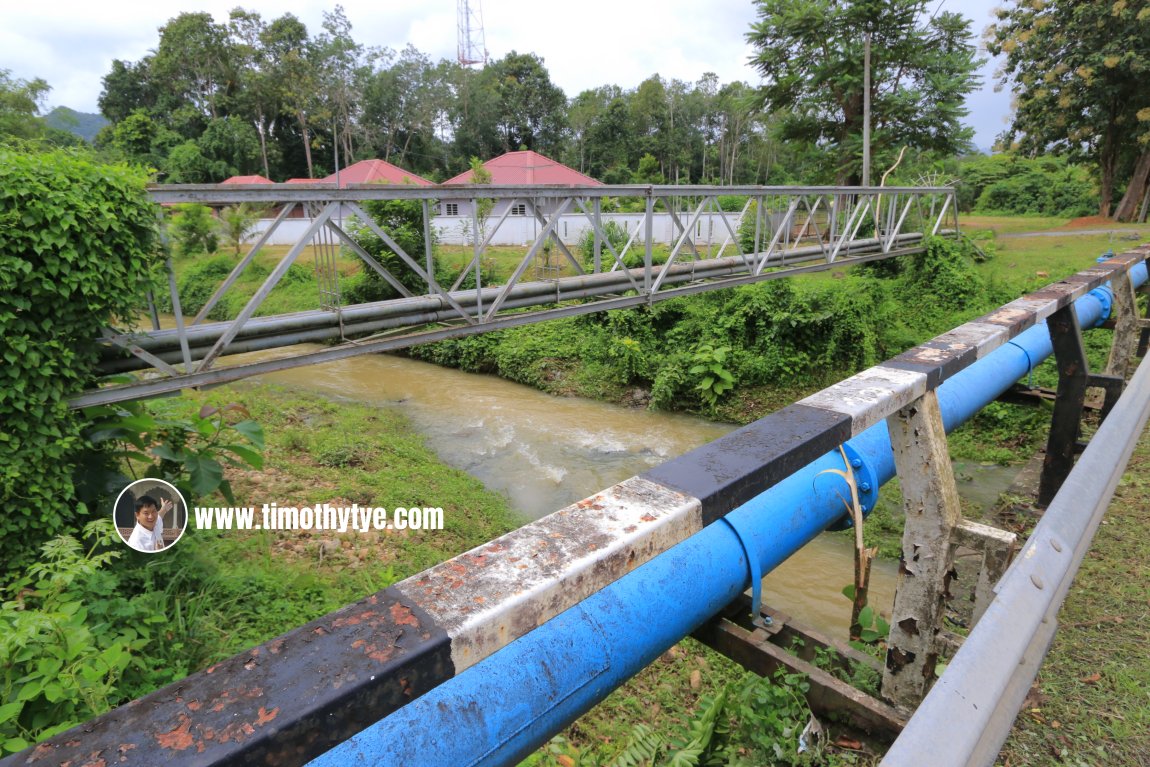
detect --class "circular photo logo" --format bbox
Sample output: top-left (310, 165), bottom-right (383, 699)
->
top-left (113, 479), bottom-right (188, 553)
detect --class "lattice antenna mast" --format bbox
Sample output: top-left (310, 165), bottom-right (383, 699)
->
top-left (457, 0), bottom-right (488, 66)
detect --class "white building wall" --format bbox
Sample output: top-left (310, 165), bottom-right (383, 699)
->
top-left (249, 212), bottom-right (748, 248)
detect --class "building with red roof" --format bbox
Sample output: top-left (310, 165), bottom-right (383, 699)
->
top-left (439, 150), bottom-right (601, 222)
top-left (221, 174), bottom-right (274, 185)
top-left (442, 150), bottom-right (601, 186)
top-left (321, 159), bottom-right (433, 187)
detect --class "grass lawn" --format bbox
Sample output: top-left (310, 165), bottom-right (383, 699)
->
top-left (998, 425), bottom-right (1150, 766)
top-left (137, 382), bottom-right (520, 664)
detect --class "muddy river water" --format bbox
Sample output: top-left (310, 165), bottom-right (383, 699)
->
top-left (223, 345), bottom-right (1013, 636)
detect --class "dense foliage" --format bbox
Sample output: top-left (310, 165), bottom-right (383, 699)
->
top-left (747, 0), bottom-right (981, 184)
top-left (344, 198), bottom-right (438, 303)
top-left (987, 0), bottom-right (1150, 218)
top-left (412, 236), bottom-right (994, 417)
top-left (81, 9), bottom-right (833, 187)
top-left (958, 154), bottom-right (1097, 218)
top-left (0, 147), bottom-right (158, 571)
top-left (0, 70), bottom-right (80, 146)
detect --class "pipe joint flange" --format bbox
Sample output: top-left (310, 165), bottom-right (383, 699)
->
top-left (1087, 285), bottom-right (1114, 327)
top-left (825, 442), bottom-right (879, 532)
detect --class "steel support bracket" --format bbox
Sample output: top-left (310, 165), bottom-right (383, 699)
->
top-left (1037, 305), bottom-right (1091, 506)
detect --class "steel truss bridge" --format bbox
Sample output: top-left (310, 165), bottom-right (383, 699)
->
top-left (81, 183), bottom-right (958, 407)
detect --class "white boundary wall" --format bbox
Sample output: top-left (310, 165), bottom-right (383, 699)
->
top-left (248, 212), bottom-right (747, 247)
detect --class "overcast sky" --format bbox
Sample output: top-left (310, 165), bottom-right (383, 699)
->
top-left (3, 0), bottom-right (1012, 151)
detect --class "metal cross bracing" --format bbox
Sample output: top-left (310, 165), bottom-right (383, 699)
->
top-left (82, 183), bottom-right (958, 408)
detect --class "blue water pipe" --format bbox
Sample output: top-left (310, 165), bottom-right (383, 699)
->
top-left (310, 265), bottom-right (1141, 767)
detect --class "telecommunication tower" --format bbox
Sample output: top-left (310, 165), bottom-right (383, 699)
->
top-left (457, 0), bottom-right (488, 66)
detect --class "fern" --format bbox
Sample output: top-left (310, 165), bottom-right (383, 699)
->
top-left (607, 686), bottom-right (732, 767)
top-left (607, 723), bottom-right (663, 767)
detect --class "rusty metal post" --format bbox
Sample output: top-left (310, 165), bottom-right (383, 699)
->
top-left (882, 390), bottom-right (963, 708)
top-left (1037, 305), bottom-right (1091, 506)
top-left (952, 520), bottom-right (1017, 626)
top-left (1138, 280), bottom-right (1150, 357)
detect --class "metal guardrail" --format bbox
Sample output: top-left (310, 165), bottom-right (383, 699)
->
top-left (80, 184), bottom-right (957, 407)
top-left (881, 344), bottom-right (1150, 766)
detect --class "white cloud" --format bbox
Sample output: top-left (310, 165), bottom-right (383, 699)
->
top-left (1, 0), bottom-right (1011, 149)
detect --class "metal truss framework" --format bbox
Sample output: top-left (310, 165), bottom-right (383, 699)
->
top-left (82, 183), bottom-right (958, 408)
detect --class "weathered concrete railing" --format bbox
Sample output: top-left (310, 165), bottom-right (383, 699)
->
top-left (12, 246), bottom-right (1148, 767)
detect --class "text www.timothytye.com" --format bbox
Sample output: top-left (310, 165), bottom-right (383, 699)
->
top-left (194, 504), bottom-right (443, 532)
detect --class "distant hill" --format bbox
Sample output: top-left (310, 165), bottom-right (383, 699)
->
top-left (44, 107), bottom-right (108, 143)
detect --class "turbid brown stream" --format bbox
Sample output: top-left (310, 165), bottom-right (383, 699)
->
top-left (215, 344), bottom-right (905, 637)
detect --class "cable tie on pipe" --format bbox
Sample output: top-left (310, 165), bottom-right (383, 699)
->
top-left (1007, 340), bottom-right (1035, 388)
top-left (719, 516), bottom-right (771, 628)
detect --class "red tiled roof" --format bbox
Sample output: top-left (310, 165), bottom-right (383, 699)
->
top-left (284, 178), bottom-right (333, 184)
top-left (321, 159), bottom-right (433, 187)
top-left (443, 150), bottom-right (602, 186)
top-left (221, 174), bottom-right (274, 185)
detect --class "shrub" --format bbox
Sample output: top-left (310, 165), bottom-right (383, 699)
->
top-left (168, 203), bottom-right (218, 257)
top-left (960, 154), bottom-right (1096, 218)
top-left (217, 203), bottom-right (267, 255)
top-left (343, 198), bottom-right (435, 304)
top-left (0, 521), bottom-right (151, 754)
top-left (152, 253), bottom-right (234, 319)
top-left (0, 146), bottom-right (158, 572)
top-left (578, 219), bottom-right (630, 270)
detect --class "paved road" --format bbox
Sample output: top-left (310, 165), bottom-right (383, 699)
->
top-left (999, 228), bottom-right (1149, 239)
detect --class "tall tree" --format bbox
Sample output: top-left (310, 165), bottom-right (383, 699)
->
top-left (98, 59), bottom-right (157, 124)
top-left (488, 52), bottom-right (567, 153)
top-left (443, 62), bottom-right (503, 171)
top-left (987, 1), bottom-right (1150, 218)
top-left (150, 12), bottom-right (236, 123)
top-left (746, 0), bottom-right (980, 184)
top-left (228, 8), bottom-right (280, 179)
top-left (0, 70), bottom-right (51, 140)
top-left (262, 13), bottom-right (318, 177)
top-left (312, 5), bottom-right (370, 169)
top-left (362, 45), bottom-right (448, 173)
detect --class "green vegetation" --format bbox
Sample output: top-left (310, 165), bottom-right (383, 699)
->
top-left (411, 236), bottom-right (999, 421)
top-left (958, 154), bottom-right (1097, 219)
top-left (999, 430), bottom-right (1150, 765)
top-left (0, 146), bottom-right (158, 572)
top-left (988, 0), bottom-right (1150, 219)
top-left (0, 70), bottom-right (79, 146)
top-left (343, 197), bottom-right (436, 303)
top-left (0, 383), bottom-right (520, 755)
top-left (168, 202), bottom-right (219, 256)
top-left (747, 0), bottom-right (980, 184)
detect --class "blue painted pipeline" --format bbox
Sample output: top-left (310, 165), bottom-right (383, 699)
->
top-left (310, 264), bottom-right (1144, 767)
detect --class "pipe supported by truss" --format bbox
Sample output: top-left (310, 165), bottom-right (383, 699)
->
top-left (98, 236), bottom-right (924, 374)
